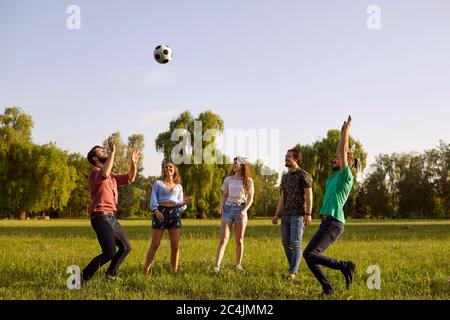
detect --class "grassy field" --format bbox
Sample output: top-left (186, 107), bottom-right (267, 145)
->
top-left (0, 218), bottom-right (449, 300)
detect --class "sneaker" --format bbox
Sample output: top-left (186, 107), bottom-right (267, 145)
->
top-left (286, 273), bottom-right (296, 280)
top-left (319, 288), bottom-right (335, 298)
top-left (212, 266), bottom-right (220, 274)
top-left (341, 261), bottom-right (356, 289)
top-left (236, 265), bottom-right (244, 272)
top-left (104, 271), bottom-right (116, 281)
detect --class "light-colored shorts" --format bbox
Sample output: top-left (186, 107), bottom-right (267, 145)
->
top-left (222, 203), bottom-right (247, 223)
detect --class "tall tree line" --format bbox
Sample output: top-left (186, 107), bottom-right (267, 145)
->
top-left (0, 107), bottom-right (76, 219)
top-left (1, 107), bottom-right (448, 219)
top-left (0, 107), bottom-right (152, 219)
top-left (356, 142), bottom-right (449, 218)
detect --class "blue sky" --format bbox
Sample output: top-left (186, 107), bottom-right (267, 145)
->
top-left (1, 0), bottom-right (449, 177)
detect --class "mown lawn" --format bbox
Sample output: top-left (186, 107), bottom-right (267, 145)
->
top-left (0, 218), bottom-right (448, 300)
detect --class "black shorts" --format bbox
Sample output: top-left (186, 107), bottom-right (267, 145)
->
top-left (152, 206), bottom-right (182, 230)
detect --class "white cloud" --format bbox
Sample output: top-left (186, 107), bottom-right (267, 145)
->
top-left (106, 67), bottom-right (174, 87)
top-left (141, 70), bottom-right (174, 86)
top-left (137, 109), bottom-right (179, 127)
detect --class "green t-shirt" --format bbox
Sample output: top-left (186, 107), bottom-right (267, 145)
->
top-left (319, 165), bottom-right (354, 224)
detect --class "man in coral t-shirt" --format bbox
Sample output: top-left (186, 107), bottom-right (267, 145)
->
top-left (82, 136), bottom-right (140, 283)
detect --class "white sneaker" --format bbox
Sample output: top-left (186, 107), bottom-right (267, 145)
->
top-left (213, 266), bottom-right (220, 274)
top-left (286, 273), bottom-right (296, 280)
top-left (236, 265), bottom-right (244, 272)
top-left (104, 271), bottom-right (116, 281)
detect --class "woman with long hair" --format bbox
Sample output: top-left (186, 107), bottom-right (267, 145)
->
top-left (143, 162), bottom-right (191, 274)
top-left (213, 156), bottom-right (254, 273)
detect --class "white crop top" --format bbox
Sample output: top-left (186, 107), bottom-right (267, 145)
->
top-left (221, 176), bottom-right (254, 204)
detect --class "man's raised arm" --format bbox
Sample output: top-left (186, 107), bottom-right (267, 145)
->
top-left (339, 115), bottom-right (352, 170)
top-left (128, 149), bottom-right (140, 183)
top-left (103, 136), bottom-right (116, 178)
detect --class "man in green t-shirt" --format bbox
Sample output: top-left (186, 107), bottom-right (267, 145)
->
top-left (303, 115), bottom-right (359, 296)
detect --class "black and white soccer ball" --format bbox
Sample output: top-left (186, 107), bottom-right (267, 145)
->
top-left (153, 44), bottom-right (173, 64)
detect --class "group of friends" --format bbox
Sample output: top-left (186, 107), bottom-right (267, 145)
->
top-left (81, 115), bottom-right (357, 296)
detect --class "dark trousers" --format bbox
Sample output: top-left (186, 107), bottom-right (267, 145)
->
top-left (303, 216), bottom-right (347, 291)
top-left (82, 213), bottom-right (131, 281)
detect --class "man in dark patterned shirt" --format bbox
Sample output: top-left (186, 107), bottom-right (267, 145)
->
top-left (273, 148), bottom-right (313, 280)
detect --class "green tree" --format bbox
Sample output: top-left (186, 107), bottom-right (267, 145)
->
top-left (394, 153), bottom-right (434, 217)
top-left (155, 111), bottom-right (231, 217)
top-left (250, 160), bottom-right (279, 217)
top-left (0, 142), bottom-right (39, 219)
top-left (0, 107), bottom-right (37, 219)
top-left (127, 134), bottom-right (145, 173)
top-left (0, 106), bottom-right (33, 143)
top-left (63, 153), bottom-right (91, 217)
top-left (32, 144), bottom-right (77, 217)
top-left (423, 141), bottom-right (450, 217)
top-left (360, 155), bottom-right (397, 218)
top-left (359, 142), bottom-right (449, 219)
top-left (1, 107), bottom-right (80, 219)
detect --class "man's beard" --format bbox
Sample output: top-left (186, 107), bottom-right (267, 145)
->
top-left (98, 155), bottom-right (108, 164)
top-left (285, 162), bottom-right (293, 168)
top-left (332, 165), bottom-right (340, 172)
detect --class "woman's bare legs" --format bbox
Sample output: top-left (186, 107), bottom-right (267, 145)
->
top-left (143, 229), bottom-right (164, 275)
top-left (168, 228), bottom-right (181, 272)
top-left (234, 221), bottom-right (247, 267)
top-left (215, 220), bottom-right (233, 269)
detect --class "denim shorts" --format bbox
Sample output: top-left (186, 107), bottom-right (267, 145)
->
top-left (222, 203), bottom-right (247, 223)
top-left (152, 206), bottom-right (182, 230)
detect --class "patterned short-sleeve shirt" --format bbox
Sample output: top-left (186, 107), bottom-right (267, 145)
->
top-left (280, 167), bottom-right (313, 216)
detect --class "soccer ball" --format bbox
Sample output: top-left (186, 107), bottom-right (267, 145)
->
top-left (153, 44), bottom-right (173, 64)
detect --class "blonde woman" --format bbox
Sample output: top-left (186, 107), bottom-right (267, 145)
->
top-left (143, 163), bottom-right (191, 274)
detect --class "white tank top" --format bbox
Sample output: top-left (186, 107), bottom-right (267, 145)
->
top-left (222, 176), bottom-right (254, 203)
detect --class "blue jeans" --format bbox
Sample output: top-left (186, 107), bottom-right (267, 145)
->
top-left (281, 215), bottom-right (304, 274)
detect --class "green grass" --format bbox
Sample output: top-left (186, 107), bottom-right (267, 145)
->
top-left (0, 218), bottom-right (449, 300)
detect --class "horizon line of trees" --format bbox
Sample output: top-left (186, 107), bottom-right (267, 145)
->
top-left (0, 106), bottom-right (448, 220)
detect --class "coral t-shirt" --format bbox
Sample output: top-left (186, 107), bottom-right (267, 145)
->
top-left (88, 166), bottom-right (130, 214)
